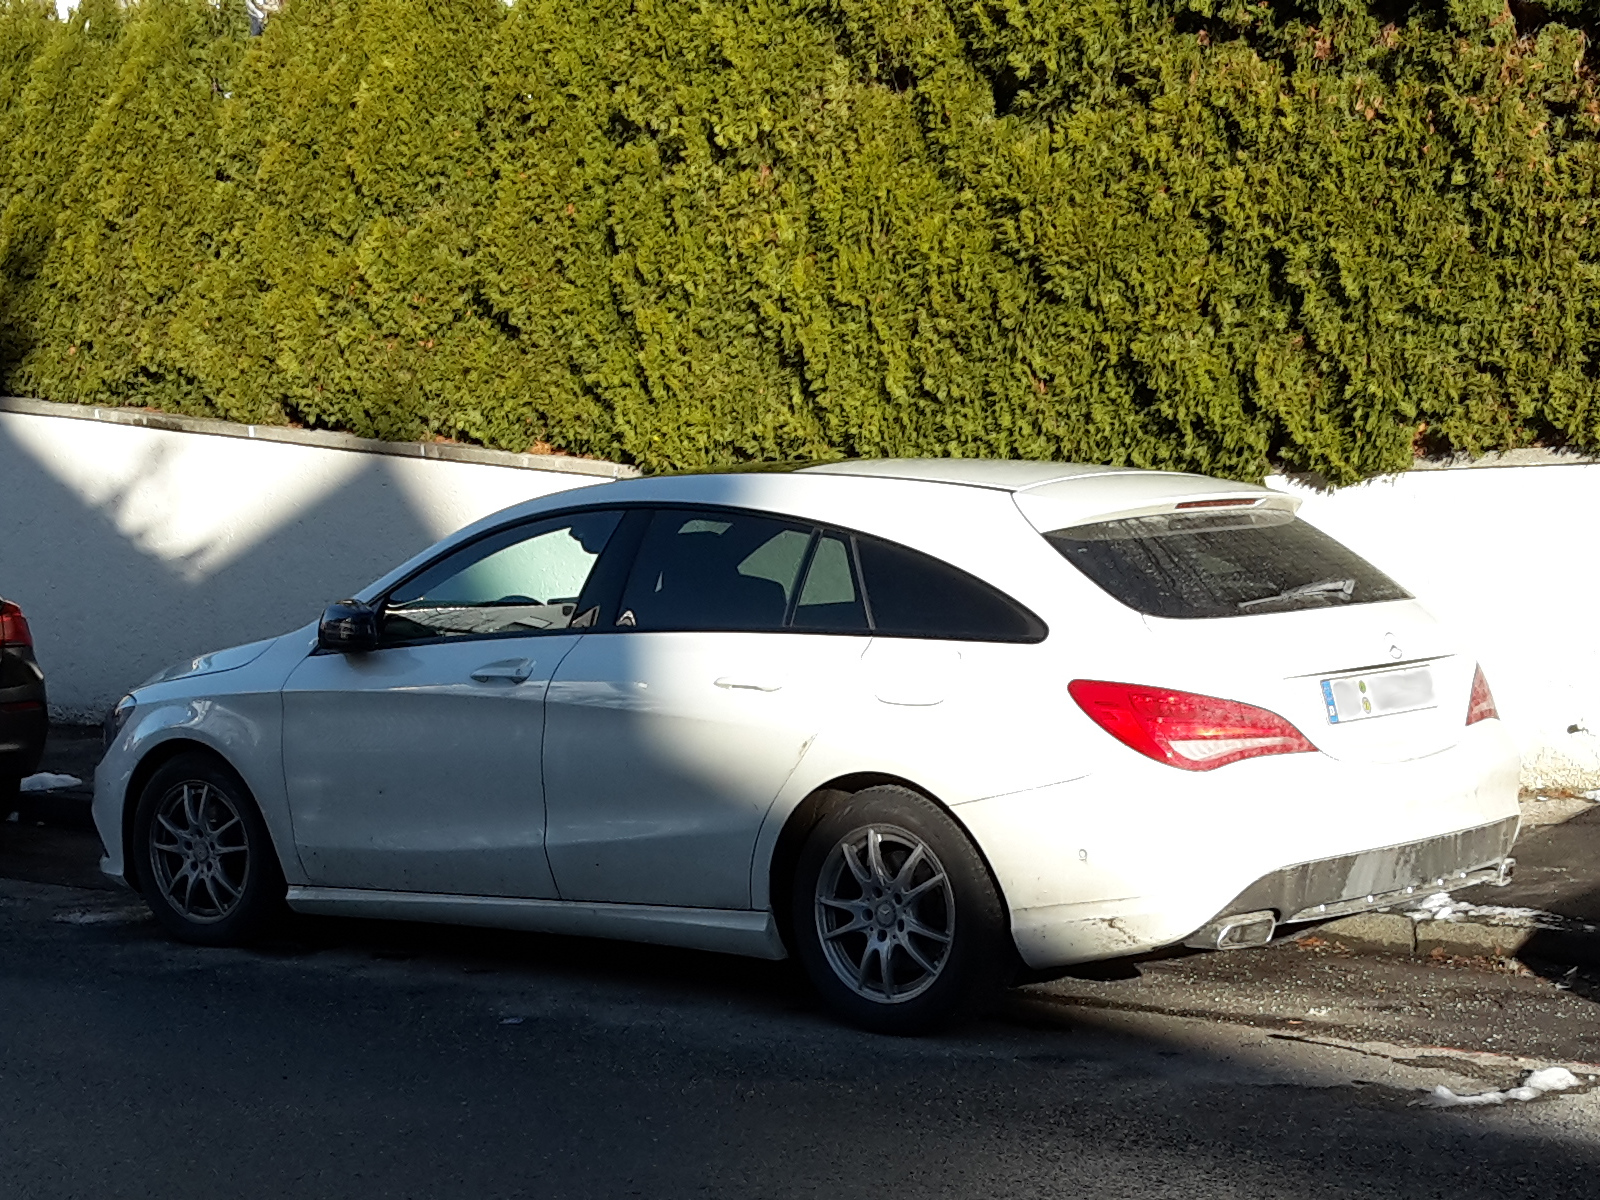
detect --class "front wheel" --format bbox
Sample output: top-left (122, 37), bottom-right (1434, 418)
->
top-left (790, 786), bottom-right (1010, 1035)
top-left (132, 752), bottom-right (285, 946)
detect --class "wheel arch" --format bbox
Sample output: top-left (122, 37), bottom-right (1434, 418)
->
top-left (121, 738), bottom-right (254, 895)
top-left (765, 773), bottom-right (1016, 959)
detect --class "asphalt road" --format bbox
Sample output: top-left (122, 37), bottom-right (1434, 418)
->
top-left (4, 863), bottom-right (1600, 1200)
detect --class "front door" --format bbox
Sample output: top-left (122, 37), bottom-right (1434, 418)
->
top-left (543, 511), bottom-right (873, 909)
top-left (281, 508), bottom-right (624, 897)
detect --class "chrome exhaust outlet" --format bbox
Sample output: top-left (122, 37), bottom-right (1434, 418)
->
top-left (1182, 909), bottom-right (1277, 952)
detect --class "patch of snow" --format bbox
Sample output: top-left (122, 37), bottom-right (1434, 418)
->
top-left (20, 772), bottom-right (82, 793)
top-left (52, 907), bottom-right (149, 927)
top-left (1421, 1066), bottom-right (1587, 1109)
top-left (1403, 891), bottom-right (1552, 925)
top-left (499, 1016), bottom-right (525, 1025)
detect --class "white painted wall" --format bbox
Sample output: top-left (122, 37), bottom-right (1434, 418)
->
top-left (3, 403), bottom-right (1593, 790)
top-left (1269, 465), bottom-right (1600, 792)
top-left (0, 408), bottom-right (609, 721)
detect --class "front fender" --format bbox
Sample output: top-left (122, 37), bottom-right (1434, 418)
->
top-left (92, 631), bottom-right (315, 889)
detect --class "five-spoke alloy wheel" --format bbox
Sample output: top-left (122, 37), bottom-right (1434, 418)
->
top-left (133, 752), bottom-right (284, 945)
top-left (792, 785), bottom-right (1009, 1034)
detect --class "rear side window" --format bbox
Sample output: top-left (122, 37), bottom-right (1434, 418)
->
top-left (791, 534), bottom-right (870, 632)
top-left (1045, 508), bottom-right (1410, 620)
top-left (618, 509), bottom-right (813, 632)
top-left (854, 536), bottom-right (1045, 643)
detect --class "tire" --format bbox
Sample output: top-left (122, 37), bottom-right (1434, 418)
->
top-left (1, 773), bottom-right (18, 819)
top-left (132, 752), bottom-right (285, 946)
top-left (790, 785), bottom-right (1010, 1035)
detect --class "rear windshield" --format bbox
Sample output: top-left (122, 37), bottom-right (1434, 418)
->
top-left (1044, 508), bottom-right (1410, 619)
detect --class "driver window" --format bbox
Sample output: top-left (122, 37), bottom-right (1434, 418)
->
top-left (382, 510), bottom-right (622, 643)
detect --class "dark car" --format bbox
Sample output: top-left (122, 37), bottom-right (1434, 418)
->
top-left (0, 596), bottom-right (47, 812)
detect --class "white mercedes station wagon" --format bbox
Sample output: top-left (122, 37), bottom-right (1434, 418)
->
top-left (95, 459), bottom-right (1520, 1033)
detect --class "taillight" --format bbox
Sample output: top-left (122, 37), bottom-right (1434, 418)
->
top-left (0, 601), bottom-right (31, 648)
top-left (1068, 679), bottom-right (1316, 771)
top-left (1466, 665), bottom-right (1498, 725)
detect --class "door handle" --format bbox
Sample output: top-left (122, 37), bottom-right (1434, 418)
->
top-left (471, 658), bottom-right (534, 684)
top-left (714, 676), bottom-right (783, 692)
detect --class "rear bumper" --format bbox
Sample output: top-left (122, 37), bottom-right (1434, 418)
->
top-left (1208, 816), bottom-right (1518, 927)
top-left (955, 718), bottom-right (1522, 969)
top-left (1176, 817), bottom-right (1519, 950)
top-left (0, 697), bottom-right (47, 778)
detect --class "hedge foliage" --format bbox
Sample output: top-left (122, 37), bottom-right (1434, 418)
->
top-left (1, 0), bottom-right (1599, 480)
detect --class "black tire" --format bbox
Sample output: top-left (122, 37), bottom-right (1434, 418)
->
top-left (0, 773), bottom-right (18, 823)
top-left (790, 785), bottom-right (1010, 1035)
top-left (132, 752), bottom-right (285, 946)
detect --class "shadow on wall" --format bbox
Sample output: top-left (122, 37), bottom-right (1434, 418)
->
top-left (0, 422), bottom-right (452, 720)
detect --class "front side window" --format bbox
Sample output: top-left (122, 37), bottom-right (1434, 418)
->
top-left (1045, 508), bottom-right (1411, 619)
top-left (617, 509), bottom-right (814, 632)
top-left (382, 510), bottom-right (622, 643)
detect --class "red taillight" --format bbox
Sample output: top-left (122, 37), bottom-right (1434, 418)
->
top-left (1466, 665), bottom-right (1498, 725)
top-left (0, 601), bottom-right (31, 649)
top-left (1068, 679), bottom-right (1316, 771)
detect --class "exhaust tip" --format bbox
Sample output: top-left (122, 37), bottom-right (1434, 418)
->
top-left (1182, 910), bottom-right (1277, 952)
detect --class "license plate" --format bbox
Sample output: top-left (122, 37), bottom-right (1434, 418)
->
top-left (1320, 666), bottom-right (1436, 724)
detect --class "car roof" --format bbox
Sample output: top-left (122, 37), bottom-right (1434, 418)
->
top-left (795, 458), bottom-right (1132, 490)
top-left (352, 458), bottom-right (1288, 605)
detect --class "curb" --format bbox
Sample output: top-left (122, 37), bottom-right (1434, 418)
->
top-left (1308, 910), bottom-right (1600, 968)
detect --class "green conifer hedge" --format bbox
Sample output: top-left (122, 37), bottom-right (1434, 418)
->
top-left (1, 0), bottom-right (1597, 480)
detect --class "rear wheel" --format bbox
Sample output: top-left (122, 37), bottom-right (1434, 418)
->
top-left (133, 752), bottom-right (285, 946)
top-left (0, 773), bottom-right (17, 820)
top-left (790, 785), bottom-right (1010, 1034)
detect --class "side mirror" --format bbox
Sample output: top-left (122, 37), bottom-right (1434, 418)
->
top-left (318, 600), bottom-right (379, 653)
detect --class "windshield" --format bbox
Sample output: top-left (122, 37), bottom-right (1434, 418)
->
top-left (1044, 508), bottom-right (1411, 619)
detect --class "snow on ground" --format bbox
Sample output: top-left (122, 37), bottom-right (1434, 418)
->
top-left (1401, 890), bottom-right (1585, 929)
top-left (1421, 1067), bottom-right (1588, 1109)
top-left (19, 773), bottom-right (81, 793)
top-left (51, 906), bottom-right (148, 927)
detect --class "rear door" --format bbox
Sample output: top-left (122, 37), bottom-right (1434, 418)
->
top-left (542, 510), bottom-right (873, 909)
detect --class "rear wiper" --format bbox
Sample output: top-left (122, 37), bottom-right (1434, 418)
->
top-left (1237, 578), bottom-right (1355, 611)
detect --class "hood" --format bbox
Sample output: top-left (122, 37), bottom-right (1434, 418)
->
top-left (139, 636), bottom-right (279, 688)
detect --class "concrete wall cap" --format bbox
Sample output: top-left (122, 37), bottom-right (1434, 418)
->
top-left (0, 395), bottom-right (639, 480)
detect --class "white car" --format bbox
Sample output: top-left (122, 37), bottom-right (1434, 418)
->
top-left (94, 459), bottom-right (1520, 1033)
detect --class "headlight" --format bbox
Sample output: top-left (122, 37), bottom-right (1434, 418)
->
top-left (103, 693), bottom-right (136, 749)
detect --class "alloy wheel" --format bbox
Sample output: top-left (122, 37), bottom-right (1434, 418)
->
top-left (813, 823), bottom-right (955, 1004)
top-left (148, 780), bottom-right (250, 924)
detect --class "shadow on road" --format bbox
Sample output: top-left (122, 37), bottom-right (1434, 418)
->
top-left (7, 732), bottom-right (1600, 1197)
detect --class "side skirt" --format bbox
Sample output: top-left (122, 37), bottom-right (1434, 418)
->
top-left (284, 886), bottom-right (790, 961)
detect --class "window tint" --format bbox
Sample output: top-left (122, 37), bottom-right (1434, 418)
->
top-left (1044, 508), bottom-right (1411, 619)
top-left (791, 535), bottom-right (869, 632)
top-left (383, 511), bottom-right (622, 642)
top-left (854, 536), bottom-right (1045, 643)
top-left (617, 509), bottom-right (814, 632)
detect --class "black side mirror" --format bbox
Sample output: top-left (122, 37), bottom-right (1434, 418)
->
top-left (318, 600), bottom-right (379, 653)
